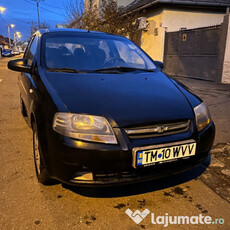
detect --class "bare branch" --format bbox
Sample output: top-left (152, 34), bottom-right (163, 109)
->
top-left (65, 0), bottom-right (140, 44)
top-left (30, 21), bottom-right (50, 35)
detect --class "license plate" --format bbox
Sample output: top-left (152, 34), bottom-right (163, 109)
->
top-left (132, 140), bottom-right (196, 168)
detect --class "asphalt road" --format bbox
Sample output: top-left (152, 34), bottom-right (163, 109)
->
top-left (0, 57), bottom-right (229, 230)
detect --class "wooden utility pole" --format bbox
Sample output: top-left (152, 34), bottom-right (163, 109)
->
top-left (31, 0), bottom-right (44, 29)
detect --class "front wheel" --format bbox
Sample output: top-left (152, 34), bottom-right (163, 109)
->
top-left (32, 121), bottom-right (52, 185)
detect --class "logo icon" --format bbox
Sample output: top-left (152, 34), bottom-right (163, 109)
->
top-left (125, 209), bottom-right (150, 224)
top-left (157, 126), bottom-right (168, 134)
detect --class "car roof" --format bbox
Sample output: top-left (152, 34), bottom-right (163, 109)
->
top-left (35, 28), bottom-right (124, 39)
top-left (38, 28), bottom-right (107, 35)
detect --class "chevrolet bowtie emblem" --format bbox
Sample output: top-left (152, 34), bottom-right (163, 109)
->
top-left (157, 126), bottom-right (168, 133)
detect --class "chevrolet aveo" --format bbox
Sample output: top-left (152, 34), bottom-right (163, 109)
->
top-left (8, 29), bottom-right (215, 186)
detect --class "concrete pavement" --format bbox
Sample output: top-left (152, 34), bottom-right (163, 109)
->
top-left (0, 57), bottom-right (229, 229)
top-left (172, 76), bottom-right (230, 145)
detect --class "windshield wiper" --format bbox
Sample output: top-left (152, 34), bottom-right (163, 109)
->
top-left (47, 68), bottom-right (87, 73)
top-left (94, 66), bottom-right (155, 73)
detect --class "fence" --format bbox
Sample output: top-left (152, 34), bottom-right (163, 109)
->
top-left (163, 14), bottom-right (230, 83)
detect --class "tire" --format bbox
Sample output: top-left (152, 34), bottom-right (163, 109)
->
top-left (32, 121), bottom-right (52, 185)
top-left (20, 96), bottom-right (27, 117)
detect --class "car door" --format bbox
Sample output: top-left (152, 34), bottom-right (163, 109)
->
top-left (19, 35), bottom-right (38, 116)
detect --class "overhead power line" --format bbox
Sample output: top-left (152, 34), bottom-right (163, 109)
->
top-left (3, 14), bottom-right (30, 25)
top-left (24, 0), bottom-right (65, 18)
top-left (39, 6), bottom-right (65, 17)
top-left (0, 14), bottom-right (8, 26)
top-left (0, 14), bottom-right (20, 40)
top-left (41, 2), bottom-right (64, 11)
top-left (24, 0), bottom-right (35, 6)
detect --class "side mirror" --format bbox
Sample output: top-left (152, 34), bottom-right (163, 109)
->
top-left (8, 58), bottom-right (32, 74)
top-left (154, 61), bottom-right (164, 70)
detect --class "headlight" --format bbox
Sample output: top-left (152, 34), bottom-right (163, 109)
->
top-left (194, 102), bottom-right (211, 132)
top-left (53, 113), bottom-right (117, 144)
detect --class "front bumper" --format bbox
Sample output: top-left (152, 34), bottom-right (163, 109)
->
top-left (43, 121), bottom-right (215, 186)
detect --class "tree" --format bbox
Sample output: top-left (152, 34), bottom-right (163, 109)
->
top-left (65, 0), bottom-right (84, 25)
top-left (30, 21), bottom-right (50, 35)
top-left (66, 0), bottom-right (140, 44)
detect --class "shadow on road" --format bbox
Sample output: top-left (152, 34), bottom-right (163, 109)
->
top-left (62, 155), bottom-right (211, 198)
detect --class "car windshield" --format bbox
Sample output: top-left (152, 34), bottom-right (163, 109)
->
top-left (42, 32), bottom-right (156, 72)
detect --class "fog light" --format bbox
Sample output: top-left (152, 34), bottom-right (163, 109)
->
top-left (74, 172), bottom-right (93, 181)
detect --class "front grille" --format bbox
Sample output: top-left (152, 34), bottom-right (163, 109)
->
top-left (93, 155), bottom-right (192, 181)
top-left (94, 171), bottom-right (137, 181)
top-left (70, 152), bottom-right (207, 184)
top-left (124, 120), bottom-right (190, 139)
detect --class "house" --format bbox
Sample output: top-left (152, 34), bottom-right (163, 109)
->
top-left (123, 0), bottom-right (230, 61)
top-left (69, 0), bottom-right (133, 28)
top-left (0, 35), bottom-right (11, 49)
top-left (56, 24), bottom-right (68, 28)
top-left (84, 0), bottom-right (133, 11)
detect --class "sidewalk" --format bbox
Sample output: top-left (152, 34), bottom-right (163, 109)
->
top-left (172, 76), bottom-right (230, 145)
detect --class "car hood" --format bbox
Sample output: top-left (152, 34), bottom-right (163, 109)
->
top-left (45, 71), bottom-right (194, 127)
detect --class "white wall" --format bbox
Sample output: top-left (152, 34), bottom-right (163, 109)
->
top-left (141, 8), bottom-right (226, 61)
top-left (163, 9), bottom-right (225, 32)
top-left (222, 14), bottom-right (230, 84)
top-left (117, 0), bottom-right (134, 7)
top-left (141, 9), bottom-right (164, 61)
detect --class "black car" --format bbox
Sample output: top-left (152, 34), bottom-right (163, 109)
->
top-left (8, 29), bottom-right (215, 186)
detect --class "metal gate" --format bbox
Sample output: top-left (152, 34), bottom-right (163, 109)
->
top-left (163, 25), bottom-right (221, 81)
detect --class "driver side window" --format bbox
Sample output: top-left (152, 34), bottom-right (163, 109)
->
top-left (24, 36), bottom-right (37, 65)
top-left (114, 41), bottom-right (145, 67)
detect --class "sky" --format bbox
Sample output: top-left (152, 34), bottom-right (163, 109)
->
top-left (0, 0), bottom-right (72, 41)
